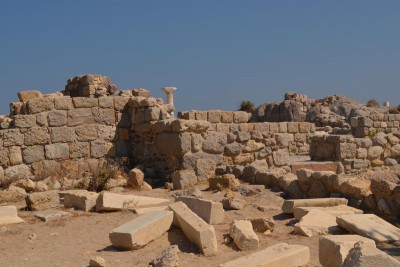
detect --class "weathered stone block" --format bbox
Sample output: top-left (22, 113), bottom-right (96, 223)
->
top-left (3, 129), bottom-right (24, 147)
top-left (208, 110), bottom-right (222, 123)
top-left (69, 142), bottom-right (90, 158)
top-left (63, 190), bottom-right (99, 211)
top-left (114, 96), bottom-right (130, 111)
top-left (272, 149), bottom-right (289, 166)
top-left (221, 112), bottom-right (234, 123)
top-left (13, 115), bottom-right (37, 128)
top-left (293, 205), bottom-right (363, 221)
top-left (282, 198), bottom-right (348, 213)
top-left (97, 125), bottom-right (116, 141)
top-left (294, 211), bottom-right (345, 237)
top-left (155, 132), bottom-right (191, 156)
top-left (0, 206), bottom-right (24, 225)
top-left (109, 210), bottom-right (173, 250)
top-left (54, 96), bottom-right (73, 110)
top-left (47, 110), bottom-right (68, 126)
top-left (171, 170), bottom-right (197, 190)
top-left (203, 131), bottom-right (227, 154)
top-left (23, 146), bottom-right (45, 164)
top-left (175, 196), bottom-right (224, 224)
top-left (75, 125), bottom-right (98, 141)
top-left (17, 90), bottom-right (43, 102)
top-left (287, 122), bottom-right (299, 133)
top-left (67, 108), bottom-right (95, 126)
top-left (90, 140), bottom-right (111, 158)
top-left (24, 127), bottom-right (50, 145)
top-left (25, 190), bottom-right (60, 211)
top-left (92, 108), bottom-right (116, 126)
top-left (72, 97), bottom-right (98, 108)
top-left (9, 146), bottom-right (22, 165)
top-left (26, 97), bottom-right (54, 114)
top-left (45, 143), bottom-right (69, 160)
top-left (230, 220), bottom-right (259, 251)
top-left (51, 127), bottom-right (76, 143)
top-left (233, 111), bottom-right (249, 123)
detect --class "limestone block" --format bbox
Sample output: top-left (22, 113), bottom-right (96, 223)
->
top-left (13, 115), bottom-right (37, 128)
top-left (287, 122), bottom-right (299, 133)
top-left (97, 125), bottom-right (116, 141)
top-left (25, 190), bottom-right (60, 211)
top-left (236, 131), bottom-right (251, 142)
top-left (293, 205), bottom-right (363, 221)
top-left (67, 108), bottom-right (95, 126)
top-left (98, 96), bottom-right (114, 108)
top-left (4, 164), bottom-right (32, 183)
top-left (114, 96), bottom-right (130, 111)
top-left (221, 197), bottom-right (246, 210)
top-left (51, 127), bottom-right (76, 143)
top-left (233, 153), bottom-right (254, 165)
top-left (343, 241), bottom-right (400, 267)
top-left (273, 149), bottom-right (289, 166)
top-left (26, 97), bottom-right (54, 114)
top-left (73, 97), bottom-right (98, 108)
top-left (54, 96), bottom-right (73, 110)
top-left (0, 206), bottom-right (24, 225)
top-left (203, 131), bottom-right (227, 154)
top-left (221, 112), bottom-right (234, 123)
top-left (48, 110), bottom-right (68, 126)
top-left (23, 145), bottom-right (45, 164)
top-left (248, 217), bottom-right (275, 233)
top-left (233, 111), bottom-right (249, 123)
top-left (35, 210), bottom-right (70, 222)
top-left (45, 143), bottom-right (69, 160)
top-left (209, 174), bottom-right (240, 190)
top-left (149, 245), bottom-right (180, 267)
top-left (224, 142), bottom-right (242, 156)
top-left (133, 206), bottom-right (168, 215)
top-left (367, 146), bottom-right (383, 160)
top-left (255, 168), bottom-right (287, 186)
top-left (92, 108), bottom-right (116, 126)
top-left (170, 119), bottom-right (211, 133)
top-left (195, 158), bottom-right (216, 182)
top-left (175, 196), bottom-right (224, 224)
top-left (155, 132), bottom-right (191, 156)
top-left (144, 107), bottom-right (161, 122)
top-left (96, 191), bottom-right (170, 212)
top-left (294, 211), bottom-right (345, 237)
top-left (75, 125), bottom-right (98, 141)
top-left (337, 214), bottom-right (400, 242)
top-left (24, 127), bottom-right (49, 145)
top-left (169, 201), bottom-right (218, 256)
top-left (3, 129), bottom-right (24, 147)
top-left (319, 235), bottom-right (376, 267)
top-left (218, 243), bottom-right (310, 267)
top-left (230, 220), bottom-right (259, 251)
top-left (109, 210), bottom-right (173, 250)
top-left (299, 122), bottom-right (311, 133)
top-left (127, 168), bottom-right (144, 188)
top-left (9, 146), bottom-right (23, 165)
top-left (171, 170), bottom-right (197, 190)
top-left (207, 110), bottom-right (221, 123)
top-left (282, 198), bottom-right (348, 213)
top-left (17, 90), bottom-right (43, 102)
top-left (63, 190), bottom-right (99, 211)
top-left (242, 140), bottom-right (265, 153)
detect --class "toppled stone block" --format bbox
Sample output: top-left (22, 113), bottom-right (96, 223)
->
top-left (35, 210), bottom-right (70, 222)
top-left (149, 245), bottom-right (180, 267)
top-left (169, 201), bottom-right (218, 256)
top-left (337, 214), bottom-right (400, 242)
top-left (171, 170), bottom-right (197, 190)
top-left (209, 174), bottom-right (240, 190)
top-left (282, 198), bottom-right (348, 213)
top-left (319, 235), bottom-right (376, 267)
top-left (218, 243), bottom-right (310, 267)
top-left (175, 196), bottom-right (224, 224)
top-left (294, 211), bottom-right (345, 237)
top-left (293, 205), bottom-right (363, 220)
top-left (109, 210), bottom-right (173, 250)
top-left (221, 197), bottom-right (246, 210)
top-left (343, 241), bottom-right (400, 267)
top-left (63, 190), bottom-right (99, 211)
top-left (26, 190), bottom-right (60, 211)
top-left (96, 191), bottom-right (170, 212)
top-left (230, 220), bottom-right (259, 251)
top-left (0, 206), bottom-right (24, 225)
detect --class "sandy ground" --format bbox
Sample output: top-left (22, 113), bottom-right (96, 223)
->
top-left (0, 186), bottom-right (399, 267)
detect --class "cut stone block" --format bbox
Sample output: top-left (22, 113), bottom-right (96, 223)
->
top-left (219, 243), bottom-right (310, 267)
top-left (337, 214), bottom-right (400, 243)
top-left (248, 217), bottom-right (275, 233)
top-left (169, 201), bottom-right (218, 256)
top-left (96, 191), bottom-right (170, 212)
top-left (294, 211), bottom-right (346, 237)
top-left (230, 220), bottom-right (259, 251)
top-left (282, 198), bottom-right (348, 213)
top-left (175, 196), bottom-right (224, 224)
top-left (0, 206), bottom-right (24, 225)
top-left (63, 190), bottom-right (99, 211)
top-left (343, 241), bottom-right (400, 267)
top-left (171, 170), bottom-right (197, 190)
top-left (109, 210), bottom-right (173, 250)
top-left (35, 210), bottom-right (70, 222)
top-left (293, 205), bottom-right (363, 220)
top-left (290, 161), bottom-right (340, 174)
top-left (132, 206), bottom-right (168, 215)
top-left (25, 190), bottom-right (60, 211)
top-left (221, 197), bottom-right (246, 210)
top-left (319, 235), bottom-right (376, 267)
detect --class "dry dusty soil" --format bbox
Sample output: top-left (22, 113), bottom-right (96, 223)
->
top-left (0, 185), bottom-right (399, 267)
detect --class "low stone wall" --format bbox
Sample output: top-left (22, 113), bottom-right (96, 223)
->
top-left (178, 110), bottom-right (251, 124)
top-left (351, 114), bottom-right (400, 137)
top-left (130, 118), bottom-right (315, 182)
top-left (310, 132), bottom-right (400, 174)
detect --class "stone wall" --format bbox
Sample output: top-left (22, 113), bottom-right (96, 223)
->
top-left (310, 132), bottom-right (400, 174)
top-left (351, 114), bottom-right (400, 137)
top-left (178, 110), bottom-right (251, 124)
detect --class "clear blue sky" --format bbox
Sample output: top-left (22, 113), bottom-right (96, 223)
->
top-left (0, 1), bottom-right (399, 115)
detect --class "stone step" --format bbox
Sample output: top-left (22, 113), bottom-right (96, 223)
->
top-left (282, 198), bottom-right (348, 213)
top-left (0, 206), bottom-right (24, 225)
top-left (293, 205), bottom-right (363, 220)
top-left (219, 243), bottom-right (310, 267)
top-left (109, 210), bottom-right (173, 250)
top-left (290, 161), bottom-right (341, 174)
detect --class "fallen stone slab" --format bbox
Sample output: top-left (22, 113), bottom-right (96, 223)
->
top-left (293, 205), bottom-right (363, 220)
top-left (149, 245), bottom-right (180, 267)
top-left (319, 235), bottom-right (376, 267)
top-left (343, 241), bottom-right (400, 267)
top-left (337, 214), bottom-right (400, 243)
top-left (96, 191), bottom-right (170, 212)
top-left (219, 242), bottom-right (310, 267)
top-left (63, 190), bottom-right (99, 211)
top-left (175, 196), bottom-right (224, 224)
top-left (35, 210), bottom-right (71, 222)
top-left (133, 206), bottom-right (168, 215)
top-left (221, 197), bottom-right (246, 210)
top-left (169, 201), bottom-right (218, 256)
top-left (0, 206), bottom-right (24, 225)
top-left (294, 211), bottom-right (346, 237)
top-left (25, 190), bottom-right (60, 211)
top-left (109, 210), bottom-right (173, 250)
top-left (230, 220), bottom-right (259, 251)
top-left (282, 198), bottom-right (348, 213)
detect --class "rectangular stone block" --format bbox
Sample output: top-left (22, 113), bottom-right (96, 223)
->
top-left (26, 97), bottom-right (54, 114)
top-left (24, 127), bottom-right (50, 146)
top-left (69, 142), bottom-right (90, 158)
top-left (233, 111), bottom-right (249, 123)
top-left (169, 201), bottom-right (218, 256)
top-left (25, 191), bottom-right (60, 211)
top-left (287, 122), bottom-right (299, 133)
top-left (336, 214), bottom-right (400, 242)
top-left (282, 198), bottom-right (348, 213)
top-left (195, 111), bottom-right (208, 121)
top-left (13, 115), bottom-right (37, 128)
top-left (218, 243), bottom-right (310, 267)
top-left (319, 235), bottom-right (376, 267)
top-left (67, 108), bottom-right (95, 126)
top-left (45, 143), bottom-right (69, 159)
top-left (175, 196), bottom-right (224, 224)
top-left (54, 96), bottom-right (73, 110)
top-left (293, 205), bottom-right (363, 220)
top-left (73, 97), bottom-right (98, 108)
top-left (50, 127), bottom-right (76, 143)
top-left (0, 206), bottom-right (24, 225)
top-left (3, 129), bottom-right (24, 147)
top-left (221, 112), bottom-right (234, 123)
top-left (23, 145), bottom-right (45, 164)
top-left (133, 206), bottom-right (168, 215)
top-left (48, 110), bottom-right (68, 126)
top-left (98, 96), bottom-right (114, 108)
top-left (208, 110), bottom-right (222, 123)
top-left (96, 191), bottom-right (170, 212)
top-left (92, 108), bottom-right (116, 126)
top-left (63, 190), bottom-right (99, 211)
top-left (109, 210), bottom-right (173, 250)
top-left (17, 90), bottom-right (43, 102)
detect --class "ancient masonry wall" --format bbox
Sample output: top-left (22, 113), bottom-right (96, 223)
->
top-left (351, 114), bottom-right (400, 137)
top-left (310, 132), bottom-right (400, 174)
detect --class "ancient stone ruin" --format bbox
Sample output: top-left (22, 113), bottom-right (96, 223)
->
top-left (1, 74), bottom-right (400, 266)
